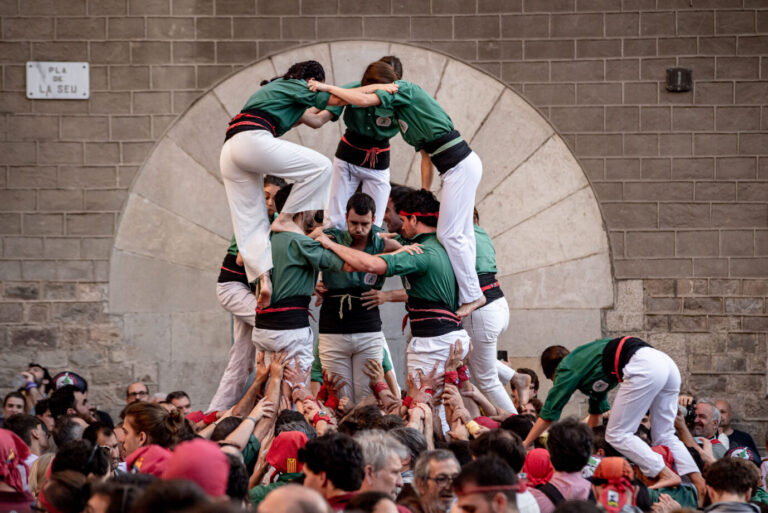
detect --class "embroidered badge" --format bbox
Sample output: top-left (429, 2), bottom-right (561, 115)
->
top-left (363, 273), bottom-right (377, 285)
top-left (376, 116), bottom-right (392, 127)
top-left (592, 380), bottom-right (609, 392)
top-left (398, 119), bottom-right (408, 133)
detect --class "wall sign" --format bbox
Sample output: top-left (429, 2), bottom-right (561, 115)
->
top-left (26, 61), bottom-right (89, 100)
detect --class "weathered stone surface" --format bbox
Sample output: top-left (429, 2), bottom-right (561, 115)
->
top-left (213, 58), bottom-right (277, 116)
top-left (329, 40), bottom-right (391, 85)
top-left (167, 93), bottom-right (230, 177)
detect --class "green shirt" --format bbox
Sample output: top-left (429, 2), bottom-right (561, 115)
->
top-left (322, 225), bottom-right (386, 291)
top-left (474, 225), bottom-right (497, 274)
top-left (378, 232), bottom-right (459, 311)
top-left (648, 486), bottom-right (698, 508)
top-left (311, 338), bottom-right (393, 382)
top-left (241, 78), bottom-right (331, 137)
top-left (330, 81), bottom-right (400, 141)
top-left (270, 232), bottom-right (344, 303)
top-left (539, 338), bottom-right (616, 422)
top-left (241, 434), bottom-right (261, 475)
top-left (374, 80), bottom-right (455, 151)
top-left (227, 235), bottom-right (238, 256)
top-left (248, 471), bottom-right (303, 506)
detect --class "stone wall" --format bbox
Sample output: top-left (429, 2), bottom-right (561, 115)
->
top-left (1, 0), bottom-right (767, 424)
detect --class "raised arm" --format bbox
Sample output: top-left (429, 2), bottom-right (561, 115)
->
top-left (308, 79), bottom-right (397, 108)
top-left (316, 233), bottom-right (388, 274)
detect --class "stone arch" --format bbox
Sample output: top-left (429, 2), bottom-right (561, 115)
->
top-left (109, 41), bottom-right (614, 404)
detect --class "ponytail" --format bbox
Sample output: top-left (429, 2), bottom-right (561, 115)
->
top-left (361, 61), bottom-right (398, 86)
top-left (378, 55), bottom-right (403, 80)
top-left (166, 407), bottom-right (195, 445)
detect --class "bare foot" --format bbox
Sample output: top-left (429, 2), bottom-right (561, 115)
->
top-left (648, 466), bottom-right (681, 489)
top-left (257, 273), bottom-right (272, 310)
top-left (270, 212), bottom-right (303, 235)
top-left (456, 295), bottom-right (486, 318)
top-left (511, 372), bottom-right (531, 407)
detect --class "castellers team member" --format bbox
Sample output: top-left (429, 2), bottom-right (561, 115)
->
top-left (314, 189), bottom-right (470, 432)
top-left (317, 192), bottom-right (403, 402)
top-left (326, 56), bottom-right (403, 230)
top-left (251, 184), bottom-right (345, 377)
top-left (309, 68), bottom-right (485, 318)
top-left (522, 337), bottom-right (705, 497)
top-left (208, 176), bottom-right (286, 412)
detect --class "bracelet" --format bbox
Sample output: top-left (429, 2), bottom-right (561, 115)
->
top-left (402, 396), bottom-right (414, 409)
top-left (325, 395), bottom-right (339, 410)
top-left (457, 365), bottom-right (471, 383)
top-left (373, 382), bottom-right (389, 394)
top-left (25, 382), bottom-right (38, 391)
top-left (465, 420), bottom-right (481, 436)
top-left (247, 416), bottom-right (258, 424)
top-left (313, 412), bottom-right (331, 425)
top-left (444, 371), bottom-right (459, 386)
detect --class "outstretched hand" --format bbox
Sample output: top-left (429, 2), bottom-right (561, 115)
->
top-left (307, 79), bottom-right (329, 92)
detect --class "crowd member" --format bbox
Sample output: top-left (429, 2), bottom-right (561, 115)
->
top-left (83, 422), bottom-right (122, 473)
top-left (53, 414), bottom-right (87, 446)
top-left (704, 458), bottom-right (762, 513)
top-left (523, 448), bottom-right (554, 487)
top-left (257, 483), bottom-right (329, 513)
top-left (126, 382), bottom-right (150, 405)
top-left (35, 398), bottom-right (54, 432)
top-left (717, 400), bottom-right (761, 463)
top-left (590, 457), bottom-right (645, 513)
top-left (51, 439), bottom-right (110, 478)
top-left (399, 449), bottom-right (460, 513)
top-left (166, 391), bottom-right (192, 414)
top-left (39, 469), bottom-right (89, 513)
top-left (692, 399), bottom-right (728, 459)
top-left (355, 430), bottom-right (408, 500)
top-left (0, 428), bottom-right (33, 511)
top-left (1, 392), bottom-right (25, 428)
top-left (49, 384), bottom-right (96, 424)
top-left (249, 430), bottom-right (308, 505)
top-left (121, 401), bottom-right (193, 455)
top-left (4, 414), bottom-right (49, 466)
top-left (453, 456), bottom-right (519, 513)
top-left (86, 473), bottom-right (156, 513)
top-left (299, 433), bottom-right (365, 511)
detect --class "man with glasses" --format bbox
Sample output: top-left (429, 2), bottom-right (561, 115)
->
top-left (125, 382), bottom-right (149, 404)
top-left (406, 449), bottom-right (460, 513)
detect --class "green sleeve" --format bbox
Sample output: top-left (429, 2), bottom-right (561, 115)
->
top-left (588, 395), bottom-right (611, 415)
top-left (382, 346), bottom-right (392, 373)
top-left (293, 238), bottom-right (345, 272)
top-left (649, 486), bottom-right (698, 508)
top-left (326, 104), bottom-right (343, 121)
top-left (241, 434), bottom-right (261, 474)
top-left (286, 79), bottom-right (331, 110)
top-left (311, 338), bottom-right (322, 382)
top-left (538, 364), bottom-right (583, 422)
top-left (227, 235), bottom-right (239, 256)
top-left (379, 250), bottom-right (429, 278)
top-left (752, 486), bottom-right (768, 505)
top-left (249, 482), bottom-right (282, 506)
top-left (374, 80), bottom-right (411, 110)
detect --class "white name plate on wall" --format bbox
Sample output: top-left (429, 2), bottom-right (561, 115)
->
top-left (26, 61), bottom-right (89, 100)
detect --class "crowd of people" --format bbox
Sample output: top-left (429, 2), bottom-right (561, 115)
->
top-left (1, 56), bottom-right (765, 513)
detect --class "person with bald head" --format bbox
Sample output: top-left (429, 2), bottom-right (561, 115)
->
top-left (257, 484), bottom-right (331, 513)
top-left (716, 399), bottom-right (760, 463)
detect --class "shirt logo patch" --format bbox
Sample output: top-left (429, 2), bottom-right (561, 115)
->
top-left (398, 119), bottom-right (408, 133)
top-left (403, 277), bottom-right (411, 290)
top-left (376, 116), bottom-right (392, 127)
top-left (592, 380), bottom-right (609, 392)
top-left (363, 273), bottom-right (377, 285)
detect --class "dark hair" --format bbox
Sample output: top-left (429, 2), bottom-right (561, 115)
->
top-left (89, 472), bottom-right (156, 513)
top-left (469, 430), bottom-right (526, 473)
top-left (591, 425), bottom-right (621, 457)
top-left (554, 500), bottom-right (602, 513)
top-left (540, 346), bottom-right (570, 380)
top-left (453, 456), bottom-right (518, 503)
top-left (274, 183), bottom-right (294, 214)
top-left (547, 417), bottom-right (593, 472)
top-left (338, 405), bottom-right (383, 436)
top-left (29, 362), bottom-right (54, 394)
top-left (123, 402), bottom-right (192, 449)
top-left (298, 433), bottom-right (364, 492)
top-left (345, 491), bottom-right (394, 513)
top-left (283, 60), bottom-right (325, 82)
top-left (275, 410), bottom-right (316, 439)
top-left (83, 422), bottom-right (114, 447)
top-left (3, 391), bottom-right (24, 408)
top-left (265, 175), bottom-right (288, 189)
top-left (166, 391), bottom-right (190, 403)
top-left (705, 457), bottom-right (761, 496)
top-left (346, 192), bottom-right (377, 217)
top-left (51, 439), bottom-right (110, 477)
top-left (361, 60), bottom-right (398, 86)
top-left (516, 368), bottom-right (540, 392)
top-left (211, 417), bottom-right (243, 442)
top-left (389, 427), bottom-right (427, 465)
top-left (35, 398), bottom-right (51, 416)
top-left (500, 415), bottom-right (534, 441)
top-left (528, 397), bottom-right (543, 415)
top-left (378, 55), bottom-right (403, 80)
top-left (53, 415), bottom-right (86, 447)
top-left (224, 452), bottom-right (249, 503)
top-left (276, 409), bottom-right (305, 430)
top-left (94, 410), bottom-right (114, 429)
top-left (389, 184), bottom-right (415, 212)
top-left (4, 413), bottom-right (43, 446)
top-left (446, 440), bottom-right (473, 466)
top-left (398, 189), bottom-right (440, 227)
top-left (41, 470), bottom-right (89, 513)
top-left (129, 478), bottom-right (209, 513)
top-left (49, 385), bottom-right (80, 419)
top-left (373, 414), bottom-right (406, 431)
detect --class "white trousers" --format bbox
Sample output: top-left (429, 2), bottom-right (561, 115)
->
top-left (605, 347), bottom-right (699, 477)
top-left (318, 331), bottom-right (385, 403)
top-left (252, 326), bottom-right (314, 377)
top-left (220, 130), bottom-right (332, 282)
top-left (329, 158), bottom-right (391, 229)
top-left (462, 297), bottom-right (516, 413)
top-left (438, 152), bottom-right (483, 305)
top-left (408, 329), bottom-right (471, 434)
top-left (208, 282), bottom-right (257, 412)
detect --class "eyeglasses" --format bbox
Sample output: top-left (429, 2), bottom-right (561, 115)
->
top-left (126, 391), bottom-right (148, 398)
top-left (427, 474), bottom-right (459, 487)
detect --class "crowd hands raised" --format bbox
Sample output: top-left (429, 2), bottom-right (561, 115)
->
top-left (1, 351), bottom-right (767, 513)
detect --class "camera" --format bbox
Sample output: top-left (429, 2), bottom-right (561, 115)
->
top-left (683, 399), bottom-right (697, 427)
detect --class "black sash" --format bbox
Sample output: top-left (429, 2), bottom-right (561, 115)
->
top-left (217, 253), bottom-right (249, 285)
top-left (478, 272), bottom-right (504, 304)
top-left (422, 130), bottom-right (472, 174)
top-left (334, 130), bottom-right (390, 170)
top-left (224, 108), bottom-right (278, 141)
top-left (406, 297), bottom-right (462, 337)
top-left (601, 337), bottom-right (651, 381)
top-left (255, 296), bottom-right (311, 330)
top-left (318, 288), bottom-right (382, 334)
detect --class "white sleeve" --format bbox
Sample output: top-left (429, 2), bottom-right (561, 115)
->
top-left (496, 359), bottom-right (515, 382)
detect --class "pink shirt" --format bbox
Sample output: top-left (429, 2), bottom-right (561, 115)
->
top-left (529, 471), bottom-right (592, 513)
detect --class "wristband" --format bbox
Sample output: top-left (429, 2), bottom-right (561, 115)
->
top-left (373, 382), bottom-right (389, 394)
top-left (402, 396), bottom-right (415, 409)
top-left (203, 411), bottom-right (219, 425)
top-left (444, 371), bottom-right (459, 386)
top-left (325, 395), bottom-right (339, 410)
top-left (313, 412), bottom-right (331, 425)
top-left (247, 416), bottom-right (258, 424)
top-left (424, 388), bottom-right (434, 396)
top-left (25, 382), bottom-right (38, 391)
top-left (465, 420), bottom-right (481, 436)
top-left (457, 365), bottom-right (471, 383)
top-left (316, 385), bottom-right (328, 403)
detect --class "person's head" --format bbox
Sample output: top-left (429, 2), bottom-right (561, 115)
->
top-left (257, 484), bottom-right (328, 513)
top-left (166, 391), bottom-right (191, 414)
top-left (398, 189), bottom-right (440, 238)
top-left (299, 433), bottom-right (365, 497)
top-left (500, 415), bottom-right (534, 442)
top-left (385, 184), bottom-right (414, 235)
top-left (378, 55), bottom-right (403, 80)
top-left (590, 457), bottom-right (638, 513)
top-left (389, 427), bottom-right (428, 471)
top-left (355, 430), bottom-right (408, 499)
top-left (29, 452), bottom-right (56, 496)
top-left (39, 470), bottom-right (89, 513)
top-left (161, 438), bottom-right (230, 497)
top-left (86, 472), bottom-right (156, 513)
top-left (0, 428), bottom-right (30, 493)
top-left (522, 398), bottom-right (542, 417)
top-left (413, 449), bottom-right (461, 513)
top-left (705, 457), bottom-right (761, 503)
top-left (523, 448), bottom-right (554, 487)
top-left (53, 414), bottom-right (87, 446)
top-left (692, 399), bottom-right (721, 439)
top-left (469, 429), bottom-right (526, 473)
top-left (715, 399), bottom-right (733, 430)
top-left (36, 398), bottom-right (55, 432)
top-left (126, 382), bottom-right (150, 404)
top-left (266, 431), bottom-right (308, 475)
top-left (2, 391), bottom-right (25, 418)
top-left (361, 60), bottom-right (398, 86)
top-left (513, 368), bottom-right (539, 397)
top-left (274, 183), bottom-right (319, 233)
top-left (373, 414), bottom-right (406, 432)
top-left (283, 60), bottom-right (325, 82)
top-left (592, 425), bottom-right (621, 458)
top-left (49, 384), bottom-right (95, 423)
top-left (338, 405), bottom-right (384, 436)
top-left (224, 452), bottom-right (248, 504)
top-left (51, 439), bottom-right (110, 478)
top-left (210, 416), bottom-right (243, 442)
top-left (122, 401), bottom-right (191, 454)
top-left (264, 175), bottom-right (288, 218)
top-left (548, 417), bottom-right (593, 472)
top-left (346, 193), bottom-right (376, 243)
top-left (4, 413), bottom-right (49, 454)
top-left (83, 422), bottom-right (121, 470)
top-left (540, 346), bottom-right (571, 380)
top-left (28, 362), bottom-right (53, 390)
top-left (129, 478), bottom-right (209, 513)
top-left (453, 456), bottom-right (518, 513)
top-left (346, 491), bottom-right (399, 513)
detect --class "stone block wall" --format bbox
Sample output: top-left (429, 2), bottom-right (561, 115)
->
top-left (1, 0), bottom-right (767, 423)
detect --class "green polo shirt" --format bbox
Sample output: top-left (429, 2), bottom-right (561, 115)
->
top-left (249, 472), bottom-right (304, 506)
top-left (648, 486), bottom-right (698, 508)
top-left (269, 232), bottom-right (344, 303)
top-left (227, 235), bottom-right (238, 256)
top-left (373, 80), bottom-right (455, 151)
top-left (539, 338), bottom-right (616, 422)
top-left (474, 225), bottom-right (497, 274)
top-left (378, 232), bottom-right (459, 311)
top-left (241, 78), bottom-right (331, 137)
top-left (241, 434), bottom-right (261, 474)
top-left (321, 225), bottom-right (387, 291)
top-left (328, 81), bottom-right (400, 141)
